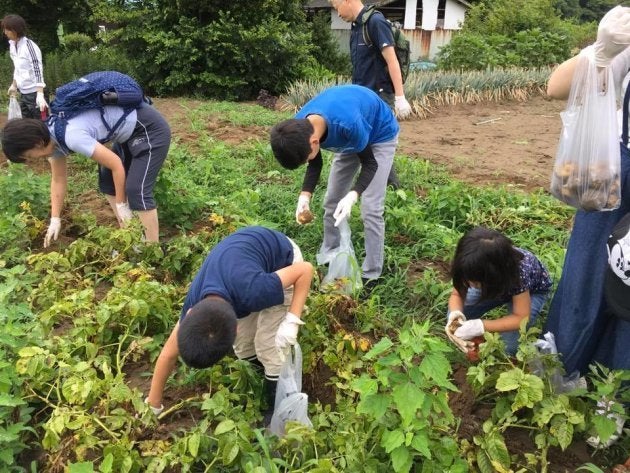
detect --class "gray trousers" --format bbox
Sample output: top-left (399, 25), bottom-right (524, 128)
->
top-left (319, 135), bottom-right (398, 279)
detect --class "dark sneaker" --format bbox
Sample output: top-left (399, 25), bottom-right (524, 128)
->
top-left (387, 168), bottom-right (401, 190)
top-left (360, 278), bottom-right (381, 299)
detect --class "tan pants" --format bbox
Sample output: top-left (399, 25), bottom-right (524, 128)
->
top-left (233, 237), bottom-right (303, 379)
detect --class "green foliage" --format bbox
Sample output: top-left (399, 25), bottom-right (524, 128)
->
top-left (467, 328), bottom-right (590, 472)
top-left (308, 11), bottom-right (352, 76)
top-left (44, 49), bottom-right (135, 92)
top-left (436, 0), bottom-right (578, 70)
top-left (436, 29), bottom-right (570, 70)
top-left (61, 32), bottom-right (94, 52)
top-left (98, 1), bottom-right (315, 99)
top-left (464, 0), bottom-right (562, 36)
top-left (351, 322), bottom-right (467, 472)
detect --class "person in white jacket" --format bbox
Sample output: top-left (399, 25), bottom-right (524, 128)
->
top-left (1, 14), bottom-right (48, 118)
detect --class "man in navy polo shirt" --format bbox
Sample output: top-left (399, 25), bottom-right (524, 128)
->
top-left (145, 226), bottom-right (313, 425)
top-left (330, 0), bottom-right (411, 189)
top-left (270, 84), bottom-right (399, 290)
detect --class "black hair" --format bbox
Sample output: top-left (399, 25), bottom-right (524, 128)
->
top-left (450, 226), bottom-right (524, 301)
top-left (1, 14), bottom-right (27, 38)
top-left (269, 118), bottom-right (314, 170)
top-left (177, 297), bottom-right (237, 369)
top-left (1, 118), bottom-right (51, 163)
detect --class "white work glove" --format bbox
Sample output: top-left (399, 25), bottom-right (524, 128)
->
top-left (445, 310), bottom-right (473, 353)
top-left (394, 95), bottom-right (412, 119)
top-left (43, 217), bottom-right (61, 248)
top-left (295, 194), bottom-right (310, 224)
top-left (35, 91), bottom-right (48, 112)
top-left (454, 319), bottom-right (485, 340)
top-left (593, 5), bottom-right (630, 66)
top-left (275, 312), bottom-right (305, 355)
top-left (115, 202), bottom-right (133, 222)
top-left (7, 83), bottom-right (17, 96)
top-left (144, 397), bottom-right (164, 416)
top-left (333, 191), bottom-right (358, 227)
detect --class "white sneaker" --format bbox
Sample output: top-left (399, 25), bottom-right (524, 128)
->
top-left (586, 399), bottom-right (625, 449)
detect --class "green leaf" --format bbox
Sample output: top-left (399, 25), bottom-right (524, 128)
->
top-left (351, 375), bottom-right (378, 396)
top-left (357, 393), bottom-right (391, 419)
top-left (550, 416), bottom-right (573, 450)
top-left (0, 393), bottom-right (25, 407)
top-left (390, 446), bottom-right (412, 473)
top-left (188, 432), bottom-right (200, 457)
top-left (591, 415), bottom-right (618, 443)
top-left (364, 338), bottom-right (393, 360)
top-left (68, 462), bottom-right (95, 473)
top-left (99, 454), bottom-right (113, 473)
top-left (410, 432), bottom-right (431, 459)
top-left (214, 419), bottom-right (236, 435)
top-left (381, 429), bottom-right (405, 453)
top-left (485, 433), bottom-right (510, 472)
top-left (392, 382), bottom-right (424, 426)
top-left (476, 449), bottom-right (495, 473)
top-left (418, 352), bottom-right (452, 387)
top-left (222, 440), bottom-right (239, 465)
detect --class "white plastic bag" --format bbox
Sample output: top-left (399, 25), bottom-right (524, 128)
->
top-left (550, 46), bottom-right (621, 211)
top-left (530, 332), bottom-right (584, 393)
top-left (316, 220), bottom-right (362, 294)
top-left (269, 343), bottom-right (312, 436)
top-left (8, 96), bottom-right (21, 120)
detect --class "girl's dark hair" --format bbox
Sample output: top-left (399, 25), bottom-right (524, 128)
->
top-left (177, 297), bottom-right (237, 369)
top-left (270, 118), bottom-right (314, 169)
top-left (1, 118), bottom-right (51, 163)
top-left (1, 14), bottom-right (27, 38)
top-left (450, 226), bottom-right (523, 301)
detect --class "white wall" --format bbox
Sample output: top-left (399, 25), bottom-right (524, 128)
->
top-left (444, 0), bottom-right (466, 30)
top-left (421, 0), bottom-right (439, 31)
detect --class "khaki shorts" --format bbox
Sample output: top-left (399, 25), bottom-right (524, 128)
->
top-left (232, 236), bottom-right (302, 379)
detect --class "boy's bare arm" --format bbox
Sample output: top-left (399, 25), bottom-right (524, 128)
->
top-left (147, 323), bottom-right (180, 408)
top-left (275, 261), bottom-right (313, 317)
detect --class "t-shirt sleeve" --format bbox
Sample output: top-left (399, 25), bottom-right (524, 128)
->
top-left (237, 272), bottom-right (284, 313)
top-left (369, 13), bottom-right (395, 50)
top-left (63, 124), bottom-right (98, 157)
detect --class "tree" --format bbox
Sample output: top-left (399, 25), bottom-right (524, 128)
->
top-left (0, 0), bottom-right (94, 51)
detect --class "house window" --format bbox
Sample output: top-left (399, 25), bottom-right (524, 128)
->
top-left (379, 0), bottom-right (406, 25)
top-left (438, 0), bottom-right (446, 19)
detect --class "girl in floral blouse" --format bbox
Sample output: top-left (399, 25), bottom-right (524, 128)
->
top-left (445, 226), bottom-right (552, 355)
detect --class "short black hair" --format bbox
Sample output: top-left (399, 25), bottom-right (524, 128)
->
top-left (451, 226), bottom-right (523, 301)
top-left (177, 297), bottom-right (237, 369)
top-left (269, 118), bottom-right (314, 170)
top-left (1, 118), bottom-right (51, 163)
top-left (1, 14), bottom-right (27, 38)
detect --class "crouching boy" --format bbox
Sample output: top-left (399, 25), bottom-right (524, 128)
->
top-left (146, 226), bottom-right (313, 424)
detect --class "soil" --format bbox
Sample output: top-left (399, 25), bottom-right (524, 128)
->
top-left (6, 94), bottom-right (612, 471)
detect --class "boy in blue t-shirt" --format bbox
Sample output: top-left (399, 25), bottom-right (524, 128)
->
top-left (270, 85), bottom-right (399, 288)
top-left (146, 226), bottom-right (313, 425)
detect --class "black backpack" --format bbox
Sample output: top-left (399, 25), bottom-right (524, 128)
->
top-left (361, 6), bottom-right (411, 83)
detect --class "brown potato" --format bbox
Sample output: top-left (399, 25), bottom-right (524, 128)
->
top-left (297, 209), bottom-right (314, 224)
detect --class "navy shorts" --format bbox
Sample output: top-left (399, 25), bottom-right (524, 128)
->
top-left (98, 103), bottom-right (171, 210)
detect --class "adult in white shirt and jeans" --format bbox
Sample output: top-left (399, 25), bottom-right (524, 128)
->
top-left (1, 14), bottom-right (48, 118)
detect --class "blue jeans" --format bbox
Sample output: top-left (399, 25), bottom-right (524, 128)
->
top-left (452, 288), bottom-right (549, 355)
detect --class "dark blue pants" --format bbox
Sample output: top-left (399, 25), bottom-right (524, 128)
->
top-left (545, 143), bottom-right (630, 375)
top-left (98, 103), bottom-right (171, 210)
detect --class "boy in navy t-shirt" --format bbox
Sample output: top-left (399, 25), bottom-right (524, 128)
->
top-left (146, 226), bottom-right (313, 424)
top-left (270, 85), bottom-right (399, 289)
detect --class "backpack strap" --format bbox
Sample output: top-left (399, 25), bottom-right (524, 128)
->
top-left (361, 5), bottom-right (377, 48)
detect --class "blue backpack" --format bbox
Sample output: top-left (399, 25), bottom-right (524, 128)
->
top-left (48, 71), bottom-right (146, 153)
